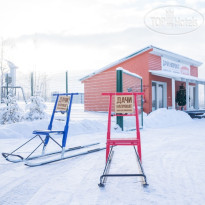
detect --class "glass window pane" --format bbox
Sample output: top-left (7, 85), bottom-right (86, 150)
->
top-left (158, 84), bottom-right (164, 108)
top-left (152, 82), bottom-right (156, 111)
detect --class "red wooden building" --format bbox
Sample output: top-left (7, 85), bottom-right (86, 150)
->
top-left (80, 45), bottom-right (204, 114)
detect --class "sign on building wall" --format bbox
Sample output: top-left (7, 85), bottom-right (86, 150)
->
top-left (115, 95), bottom-right (133, 114)
top-left (56, 96), bottom-right (70, 111)
top-left (161, 57), bottom-right (190, 76)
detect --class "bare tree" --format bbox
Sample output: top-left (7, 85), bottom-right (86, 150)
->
top-left (0, 39), bottom-right (9, 102)
top-left (0, 38), bottom-right (16, 102)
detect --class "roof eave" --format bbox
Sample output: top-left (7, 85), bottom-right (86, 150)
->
top-left (80, 45), bottom-right (203, 82)
top-left (80, 46), bottom-right (153, 82)
top-left (150, 47), bottom-right (202, 67)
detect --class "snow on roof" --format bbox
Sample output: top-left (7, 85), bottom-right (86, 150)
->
top-left (80, 45), bottom-right (203, 82)
top-left (120, 67), bottom-right (142, 79)
top-left (7, 60), bottom-right (18, 69)
top-left (0, 59), bottom-right (18, 70)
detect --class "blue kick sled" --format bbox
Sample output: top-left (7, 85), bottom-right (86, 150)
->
top-left (2, 93), bottom-right (105, 167)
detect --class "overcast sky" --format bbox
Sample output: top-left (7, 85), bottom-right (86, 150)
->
top-left (0, 0), bottom-right (205, 78)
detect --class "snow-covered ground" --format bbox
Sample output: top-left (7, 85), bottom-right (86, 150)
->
top-left (0, 105), bottom-right (205, 205)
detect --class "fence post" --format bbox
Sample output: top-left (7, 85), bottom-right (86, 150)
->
top-left (116, 68), bottom-right (123, 130)
top-left (6, 73), bottom-right (9, 106)
top-left (66, 70), bottom-right (68, 93)
top-left (6, 73), bottom-right (9, 96)
top-left (31, 72), bottom-right (34, 96)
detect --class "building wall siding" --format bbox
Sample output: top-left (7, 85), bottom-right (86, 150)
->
top-left (83, 70), bottom-right (116, 111)
top-left (148, 54), bottom-right (161, 71)
top-left (83, 49), bottom-right (152, 113)
top-left (82, 48), bottom-right (200, 114)
top-left (190, 65), bottom-right (198, 77)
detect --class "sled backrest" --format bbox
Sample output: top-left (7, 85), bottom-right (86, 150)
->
top-left (47, 93), bottom-right (78, 131)
top-left (102, 92), bottom-right (144, 161)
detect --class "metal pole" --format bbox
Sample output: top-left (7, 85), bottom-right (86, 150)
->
top-left (6, 73), bottom-right (9, 96)
top-left (204, 84), bottom-right (205, 108)
top-left (6, 73), bottom-right (9, 106)
top-left (66, 70), bottom-right (68, 93)
top-left (31, 72), bottom-right (34, 96)
top-left (116, 68), bottom-right (123, 130)
top-left (141, 79), bottom-right (143, 128)
top-left (134, 93), bottom-right (142, 161)
top-left (106, 94), bottom-right (112, 162)
top-left (0, 39), bottom-right (4, 103)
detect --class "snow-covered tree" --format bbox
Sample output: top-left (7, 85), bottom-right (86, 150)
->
top-left (25, 95), bottom-right (47, 121)
top-left (0, 91), bottom-right (24, 124)
top-left (176, 84), bottom-right (186, 110)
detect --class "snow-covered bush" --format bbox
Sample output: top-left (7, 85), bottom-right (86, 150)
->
top-left (0, 93), bottom-right (24, 124)
top-left (25, 95), bottom-right (47, 121)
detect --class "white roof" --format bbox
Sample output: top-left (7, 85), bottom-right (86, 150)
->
top-left (80, 45), bottom-right (203, 82)
top-left (150, 70), bottom-right (205, 84)
top-left (117, 67), bottom-right (142, 79)
top-left (0, 59), bottom-right (18, 70)
top-left (149, 47), bottom-right (202, 67)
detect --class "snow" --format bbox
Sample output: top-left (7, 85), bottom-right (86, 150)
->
top-left (144, 108), bottom-right (192, 128)
top-left (25, 96), bottom-right (47, 121)
top-left (0, 94), bottom-right (24, 124)
top-left (0, 106), bottom-right (205, 204)
top-left (116, 67), bottom-right (142, 79)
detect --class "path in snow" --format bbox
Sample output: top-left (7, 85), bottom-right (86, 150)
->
top-left (0, 109), bottom-right (205, 204)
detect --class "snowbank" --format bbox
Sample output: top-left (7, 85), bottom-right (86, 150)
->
top-left (69, 119), bottom-right (106, 135)
top-left (0, 108), bottom-right (193, 139)
top-left (144, 108), bottom-right (192, 128)
top-left (0, 120), bottom-right (51, 139)
top-left (1, 107), bottom-right (205, 204)
top-left (0, 118), bottom-right (106, 139)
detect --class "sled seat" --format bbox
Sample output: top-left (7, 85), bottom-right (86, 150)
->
top-left (107, 138), bottom-right (139, 146)
top-left (33, 130), bottom-right (64, 135)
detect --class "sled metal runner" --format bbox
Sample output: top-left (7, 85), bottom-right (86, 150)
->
top-left (25, 147), bottom-right (106, 167)
top-left (2, 93), bottom-right (105, 166)
top-left (98, 146), bottom-right (148, 187)
top-left (98, 93), bottom-right (148, 187)
top-left (98, 146), bottom-right (114, 186)
top-left (2, 141), bottom-right (100, 163)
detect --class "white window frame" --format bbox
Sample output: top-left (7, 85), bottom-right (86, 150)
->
top-left (152, 81), bottom-right (167, 110)
top-left (189, 85), bottom-right (195, 109)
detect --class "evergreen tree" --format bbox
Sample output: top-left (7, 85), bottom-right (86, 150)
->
top-left (176, 84), bottom-right (186, 110)
top-left (25, 94), bottom-right (47, 121)
top-left (0, 91), bottom-right (24, 124)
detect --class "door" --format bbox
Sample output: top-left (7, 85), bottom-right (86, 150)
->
top-left (189, 86), bottom-right (195, 109)
top-left (152, 81), bottom-right (167, 111)
top-left (158, 84), bottom-right (164, 108)
top-left (152, 82), bottom-right (157, 111)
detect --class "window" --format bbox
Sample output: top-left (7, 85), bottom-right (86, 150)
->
top-left (152, 81), bottom-right (167, 111)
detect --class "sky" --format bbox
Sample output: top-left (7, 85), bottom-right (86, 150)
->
top-left (0, 0), bottom-right (205, 79)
